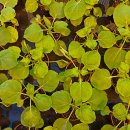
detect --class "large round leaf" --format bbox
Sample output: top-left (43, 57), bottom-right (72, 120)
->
top-left (70, 82), bottom-right (92, 102)
top-left (113, 4), bottom-right (130, 27)
top-left (101, 124), bottom-right (115, 130)
top-left (0, 7), bottom-right (16, 22)
top-left (81, 50), bottom-right (101, 70)
top-left (0, 26), bottom-right (11, 46)
top-left (88, 88), bottom-right (108, 110)
top-left (34, 94), bottom-right (52, 111)
top-left (53, 118), bottom-right (72, 130)
top-left (51, 90), bottom-right (72, 113)
top-left (75, 105), bottom-right (96, 124)
top-left (25, 0), bottom-right (38, 13)
top-left (112, 103), bottom-right (127, 121)
top-left (0, 80), bottom-right (22, 105)
top-left (36, 35), bottom-right (55, 53)
top-left (40, 0), bottom-right (52, 5)
top-left (98, 31), bottom-right (116, 48)
top-left (21, 106), bottom-right (44, 128)
top-left (0, 0), bottom-right (18, 7)
top-left (116, 78), bottom-right (130, 97)
top-left (64, 0), bottom-right (86, 20)
top-left (49, 1), bottom-right (65, 19)
top-left (68, 41), bottom-right (85, 59)
top-left (120, 125), bottom-right (130, 130)
top-left (24, 23), bottom-right (43, 43)
top-left (71, 123), bottom-right (89, 130)
top-left (91, 69), bottom-right (111, 90)
top-left (38, 70), bottom-right (59, 92)
top-left (104, 47), bottom-right (126, 70)
top-left (33, 62), bottom-right (48, 79)
top-left (0, 46), bottom-right (20, 70)
top-left (9, 62), bottom-right (29, 79)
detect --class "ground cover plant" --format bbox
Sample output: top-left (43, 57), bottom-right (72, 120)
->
top-left (0, 0), bottom-right (130, 130)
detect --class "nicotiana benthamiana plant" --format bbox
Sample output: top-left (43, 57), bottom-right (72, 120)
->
top-left (0, 0), bottom-right (130, 130)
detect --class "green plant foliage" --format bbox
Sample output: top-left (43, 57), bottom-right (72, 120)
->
top-left (116, 78), bottom-right (130, 97)
top-left (64, 0), bottom-right (86, 20)
top-left (51, 90), bottom-right (72, 113)
top-left (49, 1), bottom-right (65, 19)
top-left (68, 41), bottom-right (85, 59)
top-left (75, 105), bottom-right (96, 124)
top-left (21, 106), bottom-right (44, 128)
top-left (71, 123), bottom-right (89, 130)
top-left (0, 7), bottom-right (16, 22)
top-left (8, 62), bottom-right (29, 79)
top-left (81, 50), bottom-right (101, 70)
top-left (1, 1), bottom-right (130, 129)
top-left (40, 0), bottom-right (52, 5)
top-left (24, 23), bottom-right (43, 43)
top-left (34, 94), bottom-right (52, 111)
top-left (36, 35), bottom-right (55, 53)
top-left (101, 124), bottom-right (115, 130)
top-left (113, 4), bottom-right (130, 27)
top-left (53, 118), bottom-right (72, 130)
top-left (0, 80), bottom-right (22, 105)
top-left (70, 81), bottom-right (92, 102)
top-left (112, 103), bottom-right (128, 121)
top-left (25, 0), bottom-right (38, 13)
top-left (88, 88), bottom-right (108, 110)
top-left (104, 47), bottom-right (126, 69)
top-left (0, 0), bottom-right (18, 7)
top-left (0, 46), bottom-right (20, 70)
top-left (98, 30), bottom-right (116, 48)
top-left (38, 70), bottom-right (59, 92)
top-left (90, 69), bottom-right (111, 90)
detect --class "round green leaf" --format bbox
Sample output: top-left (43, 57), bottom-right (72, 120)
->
top-left (7, 26), bottom-right (18, 43)
top-left (71, 123), bottom-right (89, 130)
top-left (88, 88), bottom-right (108, 110)
top-left (38, 70), bottom-right (59, 92)
top-left (98, 31), bottom-right (116, 48)
top-left (91, 69), bottom-right (111, 90)
top-left (113, 103), bottom-right (127, 121)
top-left (49, 1), bottom-right (65, 19)
top-left (113, 4), bottom-right (130, 27)
top-left (0, 80), bottom-right (22, 105)
top-left (33, 62), bottom-right (48, 79)
top-left (9, 62), bottom-right (29, 79)
top-left (51, 90), bottom-right (72, 113)
top-left (34, 94), bottom-right (52, 111)
top-left (64, 0), bottom-right (86, 20)
top-left (84, 39), bottom-right (97, 49)
top-left (36, 35), bottom-right (55, 53)
top-left (0, 0), bottom-right (18, 7)
top-left (44, 126), bottom-right (57, 130)
top-left (53, 118), bottom-right (72, 130)
top-left (54, 21), bottom-right (70, 36)
top-left (68, 41), bottom-right (85, 59)
top-left (75, 105), bottom-right (96, 124)
top-left (21, 106), bottom-right (44, 128)
top-left (24, 23), bottom-right (43, 43)
top-left (0, 46), bottom-right (20, 70)
top-left (81, 50), bottom-right (101, 70)
top-left (40, 0), bottom-right (52, 5)
top-left (104, 47), bottom-right (126, 70)
top-left (101, 124), bottom-right (115, 130)
top-left (116, 78), bottom-right (130, 97)
top-left (25, 0), bottom-right (38, 13)
top-left (0, 26), bottom-right (11, 46)
top-left (0, 7), bottom-right (16, 22)
top-left (70, 82), bottom-right (92, 102)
